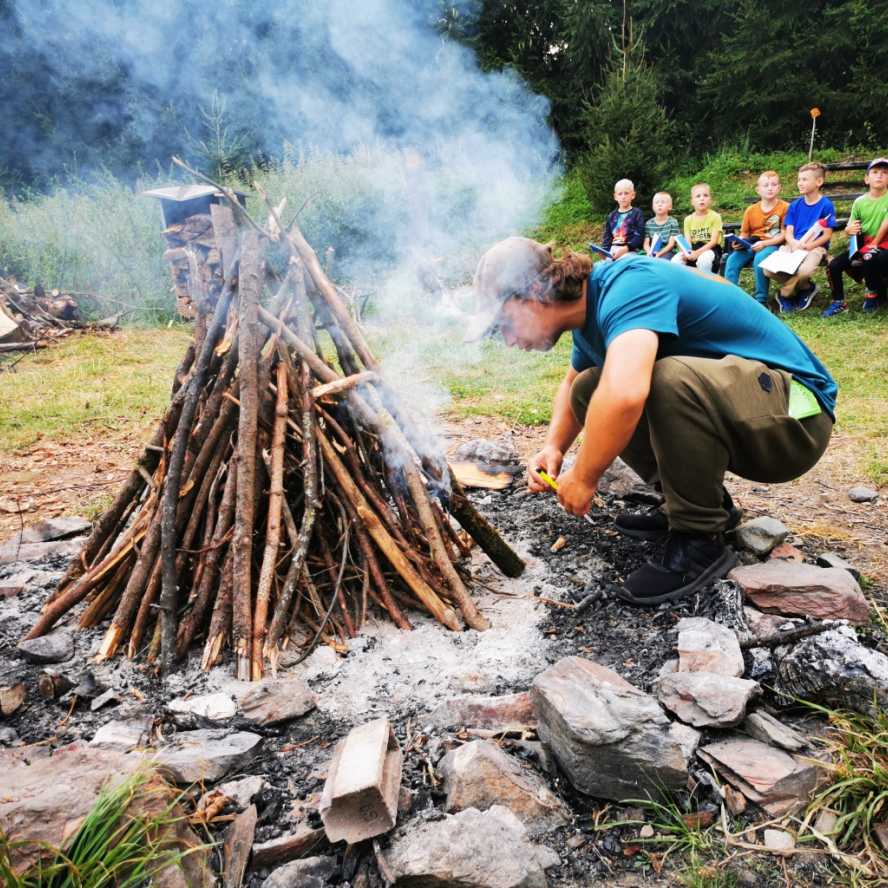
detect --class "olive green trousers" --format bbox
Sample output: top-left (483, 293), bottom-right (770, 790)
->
top-left (570, 355), bottom-right (834, 533)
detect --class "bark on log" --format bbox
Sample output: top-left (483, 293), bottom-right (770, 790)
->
top-left (232, 230), bottom-right (264, 680)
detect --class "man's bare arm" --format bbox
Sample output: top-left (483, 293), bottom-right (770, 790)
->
top-left (527, 366), bottom-right (582, 492)
top-left (557, 329), bottom-right (659, 515)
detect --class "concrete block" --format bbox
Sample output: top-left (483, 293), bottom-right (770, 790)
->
top-left (319, 718), bottom-right (402, 844)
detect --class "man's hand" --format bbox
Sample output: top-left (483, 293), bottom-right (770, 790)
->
top-left (846, 219), bottom-right (862, 236)
top-left (556, 465), bottom-right (599, 517)
top-left (731, 241), bottom-right (744, 251)
top-left (611, 245), bottom-right (629, 259)
top-left (528, 446), bottom-right (564, 493)
top-left (751, 241), bottom-right (766, 252)
top-left (786, 237), bottom-right (799, 251)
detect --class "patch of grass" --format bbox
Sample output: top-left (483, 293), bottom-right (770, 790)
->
top-left (0, 327), bottom-right (191, 453)
top-left (417, 333), bottom-right (573, 426)
top-left (801, 702), bottom-right (888, 881)
top-left (532, 167), bottom-right (599, 251)
top-left (627, 796), bottom-right (720, 869)
top-left (0, 771), bottom-right (195, 888)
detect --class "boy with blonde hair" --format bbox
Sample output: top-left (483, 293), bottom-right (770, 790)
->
top-left (601, 178), bottom-right (645, 259)
top-left (763, 162), bottom-right (836, 313)
top-left (644, 192), bottom-right (681, 259)
top-left (822, 157), bottom-right (888, 316)
top-left (671, 183), bottom-right (722, 274)
top-left (724, 170), bottom-right (787, 305)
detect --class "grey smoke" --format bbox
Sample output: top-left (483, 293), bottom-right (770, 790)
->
top-left (10, 0), bottom-right (561, 430)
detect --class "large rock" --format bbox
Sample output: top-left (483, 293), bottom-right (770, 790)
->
top-left (0, 538), bottom-right (84, 564)
top-left (733, 517), bottom-right (788, 557)
top-left (729, 562), bottom-right (869, 624)
top-left (439, 740), bottom-right (569, 835)
top-left (657, 673), bottom-right (759, 728)
top-left (17, 516), bottom-right (91, 544)
top-left (597, 457), bottom-right (643, 497)
top-left (743, 712), bottom-right (806, 753)
top-left (17, 630), bottom-right (74, 664)
top-left (697, 737), bottom-right (820, 816)
top-left (231, 678), bottom-right (317, 726)
top-left (90, 716), bottom-right (154, 751)
top-left (531, 657), bottom-right (699, 801)
top-left (382, 806), bottom-right (559, 888)
top-left (152, 729), bottom-right (262, 784)
top-left (676, 617), bottom-right (744, 677)
top-left (261, 856), bottom-right (336, 888)
top-left (428, 692), bottom-right (536, 731)
top-left (774, 624), bottom-right (888, 716)
top-left (0, 742), bottom-right (211, 885)
top-left (167, 692), bottom-right (238, 726)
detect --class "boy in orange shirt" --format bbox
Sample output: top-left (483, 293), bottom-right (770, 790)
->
top-left (724, 170), bottom-right (788, 305)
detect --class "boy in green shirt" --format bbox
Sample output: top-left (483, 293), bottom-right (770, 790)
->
top-left (823, 158), bottom-right (888, 316)
top-left (671, 183), bottom-right (723, 274)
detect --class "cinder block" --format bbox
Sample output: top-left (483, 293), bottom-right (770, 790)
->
top-left (319, 718), bottom-right (402, 844)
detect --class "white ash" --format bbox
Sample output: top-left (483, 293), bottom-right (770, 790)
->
top-left (274, 548), bottom-right (557, 722)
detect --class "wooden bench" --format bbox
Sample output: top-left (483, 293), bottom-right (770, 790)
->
top-left (718, 160), bottom-right (872, 275)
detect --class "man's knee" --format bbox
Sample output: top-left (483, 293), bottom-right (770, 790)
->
top-left (569, 368), bottom-right (601, 423)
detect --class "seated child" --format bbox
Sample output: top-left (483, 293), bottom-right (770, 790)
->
top-left (643, 192), bottom-right (680, 259)
top-left (763, 162), bottom-right (835, 313)
top-left (724, 170), bottom-right (787, 305)
top-left (602, 178), bottom-right (645, 259)
top-left (823, 157), bottom-right (888, 316)
top-left (671, 183), bottom-right (722, 274)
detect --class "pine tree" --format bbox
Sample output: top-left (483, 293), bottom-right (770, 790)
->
top-left (577, 36), bottom-right (677, 213)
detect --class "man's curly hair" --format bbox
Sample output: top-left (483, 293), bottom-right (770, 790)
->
top-left (529, 249), bottom-right (593, 303)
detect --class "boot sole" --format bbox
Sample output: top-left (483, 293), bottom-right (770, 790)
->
top-left (616, 548), bottom-right (739, 607)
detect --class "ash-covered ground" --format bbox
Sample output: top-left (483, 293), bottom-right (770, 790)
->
top-left (2, 481), bottom-right (880, 887)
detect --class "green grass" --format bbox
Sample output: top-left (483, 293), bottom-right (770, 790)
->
top-left (800, 702), bottom-right (888, 883)
top-left (0, 327), bottom-right (191, 453)
top-left (0, 772), bottom-right (197, 888)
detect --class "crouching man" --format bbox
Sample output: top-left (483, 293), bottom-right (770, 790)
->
top-left (467, 238), bottom-right (836, 606)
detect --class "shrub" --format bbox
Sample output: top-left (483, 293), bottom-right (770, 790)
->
top-left (576, 43), bottom-right (678, 214)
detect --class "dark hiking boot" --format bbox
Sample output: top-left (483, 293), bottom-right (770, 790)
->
top-left (615, 493), bottom-right (742, 541)
top-left (617, 531), bottom-right (738, 606)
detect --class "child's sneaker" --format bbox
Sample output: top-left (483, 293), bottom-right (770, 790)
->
top-left (794, 282), bottom-right (818, 311)
top-left (862, 293), bottom-right (885, 313)
top-left (777, 295), bottom-right (799, 314)
top-left (820, 300), bottom-right (847, 318)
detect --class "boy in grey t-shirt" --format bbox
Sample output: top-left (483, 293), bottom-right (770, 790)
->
top-left (644, 192), bottom-right (681, 260)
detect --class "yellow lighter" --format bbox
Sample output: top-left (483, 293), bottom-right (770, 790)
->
top-left (536, 469), bottom-right (595, 525)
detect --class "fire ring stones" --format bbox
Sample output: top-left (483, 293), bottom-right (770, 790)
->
top-left (531, 657), bottom-right (699, 802)
top-left (439, 739), bottom-right (569, 835)
top-left (152, 729), bottom-right (262, 784)
top-left (17, 629), bottom-right (74, 664)
top-left (675, 617), bottom-right (744, 677)
top-left (729, 562), bottom-right (870, 624)
top-left (382, 806), bottom-right (559, 888)
top-left (697, 737), bottom-right (821, 816)
top-left (656, 672), bottom-right (760, 728)
top-left (732, 517), bottom-right (788, 557)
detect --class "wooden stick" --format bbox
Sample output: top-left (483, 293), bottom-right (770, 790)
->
top-left (232, 229), bottom-right (263, 680)
top-left (159, 284), bottom-right (233, 674)
top-left (311, 371), bottom-right (377, 400)
top-left (202, 548), bottom-right (234, 671)
top-left (251, 361), bottom-right (288, 679)
top-left (316, 426), bottom-right (461, 631)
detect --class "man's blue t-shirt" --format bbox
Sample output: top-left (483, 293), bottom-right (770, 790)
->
top-left (570, 256), bottom-right (838, 417)
top-left (784, 195), bottom-right (837, 243)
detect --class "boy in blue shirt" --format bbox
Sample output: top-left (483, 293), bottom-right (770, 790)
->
top-left (763, 162), bottom-right (836, 313)
top-left (468, 238), bottom-right (836, 608)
